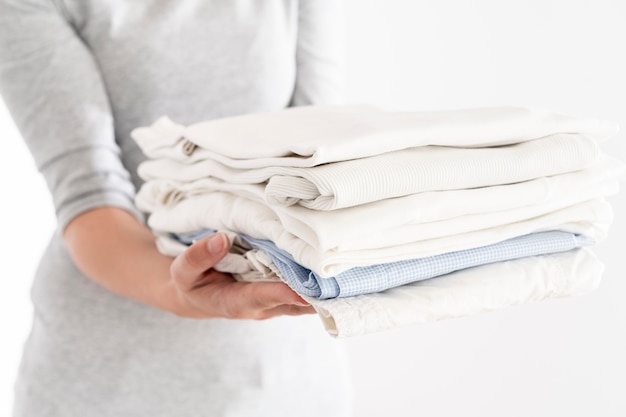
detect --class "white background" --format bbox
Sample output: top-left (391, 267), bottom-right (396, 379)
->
top-left (1, 0), bottom-right (625, 415)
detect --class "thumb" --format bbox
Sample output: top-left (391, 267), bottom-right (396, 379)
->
top-left (170, 232), bottom-right (231, 290)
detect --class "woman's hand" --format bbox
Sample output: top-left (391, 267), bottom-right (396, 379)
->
top-left (161, 232), bottom-right (315, 319)
top-left (64, 207), bottom-right (314, 320)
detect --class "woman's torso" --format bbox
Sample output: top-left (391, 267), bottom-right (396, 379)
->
top-left (14, 2), bottom-right (351, 416)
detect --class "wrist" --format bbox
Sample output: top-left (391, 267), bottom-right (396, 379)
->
top-left (63, 207), bottom-right (186, 312)
top-left (148, 271), bottom-right (202, 318)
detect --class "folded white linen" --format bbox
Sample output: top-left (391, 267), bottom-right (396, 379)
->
top-left (312, 248), bottom-right (603, 337)
top-left (142, 187), bottom-right (612, 276)
top-left (131, 106), bottom-right (618, 168)
top-left (137, 157), bottom-right (625, 251)
top-left (154, 234), bottom-right (602, 337)
top-left (137, 132), bottom-right (601, 210)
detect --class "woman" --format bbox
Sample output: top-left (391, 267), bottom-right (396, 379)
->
top-left (0, 1), bottom-right (352, 415)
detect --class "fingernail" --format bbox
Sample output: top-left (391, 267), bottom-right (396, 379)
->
top-left (207, 233), bottom-right (227, 254)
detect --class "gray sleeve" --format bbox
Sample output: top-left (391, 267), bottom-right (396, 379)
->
top-left (291, 0), bottom-right (345, 106)
top-left (0, 0), bottom-right (142, 231)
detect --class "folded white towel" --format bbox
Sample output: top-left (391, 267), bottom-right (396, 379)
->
top-left (138, 132), bottom-right (602, 210)
top-left (131, 106), bottom-right (618, 168)
top-left (141, 185), bottom-right (612, 276)
top-left (137, 157), bottom-right (624, 251)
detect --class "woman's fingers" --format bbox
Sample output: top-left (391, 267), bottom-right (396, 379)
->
top-left (170, 233), bottom-right (231, 290)
top-left (169, 232), bottom-right (314, 320)
top-left (188, 280), bottom-right (312, 320)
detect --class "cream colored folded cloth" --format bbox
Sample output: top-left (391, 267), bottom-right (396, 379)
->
top-left (138, 133), bottom-right (602, 210)
top-left (140, 185), bottom-right (612, 277)
top-left (132, 105), bottom-right (618, 168)
top-left (133, 106), bottom-right (618, 210)
top-left (313, 248), bottom-right (603, 337)
top-left (136, 158), bottom-right (624, 252)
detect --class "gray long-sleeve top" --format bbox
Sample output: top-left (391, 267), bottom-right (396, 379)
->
top-left (0, 0), bottom-right (344, 230)
top-left (0, 1), bottom-right (351, 416)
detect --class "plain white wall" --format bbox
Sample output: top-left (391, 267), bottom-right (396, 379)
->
top-left (1, 0), bottom-right (625, 416)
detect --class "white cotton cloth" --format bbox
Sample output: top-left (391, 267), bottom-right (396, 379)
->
top-left (141, 184), bottom-right (613, 277)
top-left (137, 157), bottom-right (625, 251)
top-left (312, 248), bottom-right (603, 337)
top-left (137, 132), bottom-right (601, 210)
top-left (154, 234), bottom-right (602, 338)
top-left (131, 106), bottom-right (618, 168)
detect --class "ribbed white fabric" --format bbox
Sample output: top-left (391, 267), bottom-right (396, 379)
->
top-left (136, 158), bottom-right (625, 251)
top-left (141, 186), bottom-right (612, 277)
top-left (131, 106), bottom-right (618, 168)
top-left (153, 235), bottom-right (602, 338)
top-left (137, 132), bottom-right (602, 210)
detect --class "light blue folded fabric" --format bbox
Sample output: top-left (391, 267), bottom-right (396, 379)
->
top-left (174, 230), bottom-right (594, 300)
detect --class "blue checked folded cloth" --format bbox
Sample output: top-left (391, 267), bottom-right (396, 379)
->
top-left (174, 230), bottom-right (593, 300)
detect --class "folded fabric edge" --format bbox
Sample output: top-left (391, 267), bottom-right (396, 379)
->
top-left (316, 248), bottom-right (604, 338)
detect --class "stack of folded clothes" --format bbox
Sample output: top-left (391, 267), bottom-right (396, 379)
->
top-left (132, 105), bottom-right (625, 337)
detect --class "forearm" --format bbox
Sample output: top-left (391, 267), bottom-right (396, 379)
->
top-left (63, 207), bottom-right (174, 311)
